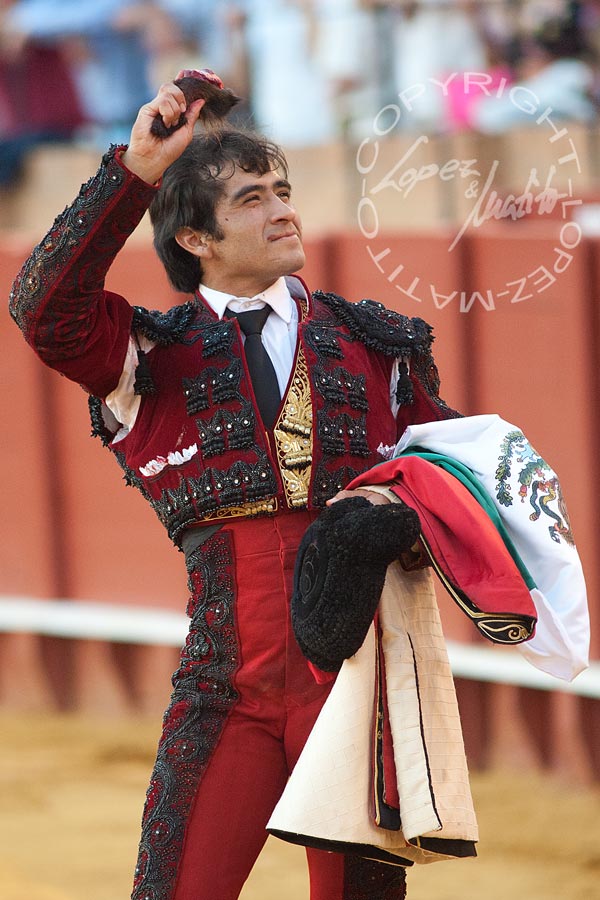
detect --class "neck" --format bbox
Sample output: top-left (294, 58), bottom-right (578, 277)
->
top-left (202, 274), bottom-right (281, 298)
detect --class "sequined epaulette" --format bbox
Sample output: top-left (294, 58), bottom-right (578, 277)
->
top-left (313, 290), bottom-right (432, 357)
top-left (131, 301), bottom-right (198, 346)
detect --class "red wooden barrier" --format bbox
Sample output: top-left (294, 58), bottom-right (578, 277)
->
top-left (0, 244), bottom-right (68, 709)
top-left (0, 244), bottom-right (60, 597)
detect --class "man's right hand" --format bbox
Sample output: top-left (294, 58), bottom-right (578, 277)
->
top-left (121, 82), bottom-right (206, 185)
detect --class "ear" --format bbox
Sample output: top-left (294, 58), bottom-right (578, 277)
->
top-left (175, 227), bottom-right (214, 259)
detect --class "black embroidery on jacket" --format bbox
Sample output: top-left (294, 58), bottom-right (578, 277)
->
top-left (312, 462), bottom-right (363, 507)
top-left (183, 360), bottom-right (242, 415)
top-left (132, 303), bottom-right (198, 346)
top-left (196, 403), bottom-right (256, 458)
top-left (314, 291), bottom-right (432, 357)
top-left (196, 415), bottom-right (226, 457)
top-left (200, 321), bottom-right (236, 357)
top-left (314, 364), bottom-right (368, 411)
top-left (224, 403), bottom-right (256, 451)
top-left (346, 375), bottom-right (369, 411)
top-left (113, 449), bottom-right (152, 494)
top-left (318, 410), bottom-right (346, 456)
top-left (317, 412), bottom-right (370, 458)
top-left (306, 305), bottom-right (389, 502)
top-left (88, 396), bottom-right (114, 446)
top-left (9, 145), bottom-right (150, 351)
top-left (314, 364), bottom-right (345, 405)
top-left (346, 414), bottom-right (370, 457)
top-left (152, 453), bottom-right (278, 545)
top-left (411, 346), bottom-right (462, 419)
top-left (303, 323), bottom-right (344, 359)
top-left (313, 292), bottom-right (461, 418)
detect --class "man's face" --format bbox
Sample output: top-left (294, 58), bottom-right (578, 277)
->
top-left (200, 166), bottom-right (305, 296)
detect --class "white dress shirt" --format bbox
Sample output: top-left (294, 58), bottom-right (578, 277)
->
top-left (199, 276), bottom-right (298, 398)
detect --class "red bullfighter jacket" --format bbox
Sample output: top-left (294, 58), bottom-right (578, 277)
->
top-left (9, 145), bottom-right (460, 544)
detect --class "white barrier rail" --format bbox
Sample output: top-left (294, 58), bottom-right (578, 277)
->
top-left (1, 596), bottom-right (599, 698)
top-left (0, 597), bottom-right (189, 647)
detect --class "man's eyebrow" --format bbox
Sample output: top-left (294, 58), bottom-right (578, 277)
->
top-left (230, 179), bottom-right (292, 203)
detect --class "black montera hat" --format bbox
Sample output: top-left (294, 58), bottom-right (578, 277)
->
top-left (291, 496), bottom-right (421, 673)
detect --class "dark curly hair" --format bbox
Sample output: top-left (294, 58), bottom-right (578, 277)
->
top-left (150, 130), bottom-right (289, 293)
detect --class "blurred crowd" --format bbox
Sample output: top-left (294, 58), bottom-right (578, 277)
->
top-left (1, 0), bottom-right (600, 186)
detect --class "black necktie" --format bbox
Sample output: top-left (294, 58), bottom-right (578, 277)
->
top-left (227, 306), bottom-right (281, 428)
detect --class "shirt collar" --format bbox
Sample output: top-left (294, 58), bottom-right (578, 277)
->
top-left (199, 277), bottom-right (294, 324)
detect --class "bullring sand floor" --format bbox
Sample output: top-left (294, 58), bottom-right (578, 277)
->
top-left (1, 713), bottom-right (599, 900)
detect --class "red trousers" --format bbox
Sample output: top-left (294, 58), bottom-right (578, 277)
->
top-left (132, 509), bottom-right (407, 900)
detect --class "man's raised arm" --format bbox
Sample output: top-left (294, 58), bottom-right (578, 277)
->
top-left (8, 83), bottom-right (205, 398)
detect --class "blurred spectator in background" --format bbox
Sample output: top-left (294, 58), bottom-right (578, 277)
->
top-left (444, 1), bottom-right (518, 131)
top-left (242, 0), bottom-right (337, 146)
top-left (243, 0), bottom-right (378, 145)
top-left (384, 0), bottom-right (489, 130)
top-left (578, 0), bottom-right (600, 59)
top-left (469, 7), bottom-right (598, 131)
top-left (1, 1), bottom-right (249, 157)
top-left (311, 0), bottom-right (380, 140)
top-left (358, 0), bottom-right (599, 135)
top-left (0, 0), bottom-right (84, 185)
top-left (113, 1), bottom-right (251, 120)
top-left (2, 0), bottom-right (152, 149)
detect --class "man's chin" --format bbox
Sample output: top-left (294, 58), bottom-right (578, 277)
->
top-left (284, 249), bottom-right (306, 274)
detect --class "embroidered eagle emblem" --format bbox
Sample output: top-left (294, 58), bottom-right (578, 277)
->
top-left (495, 430), bottom-right (574, 545)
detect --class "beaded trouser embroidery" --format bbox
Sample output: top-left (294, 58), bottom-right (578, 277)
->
top-left (132, 532), bottom-right (239, 900)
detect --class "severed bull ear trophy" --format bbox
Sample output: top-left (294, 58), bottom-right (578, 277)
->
top-left (150, 69), bottom-right (241, 138)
